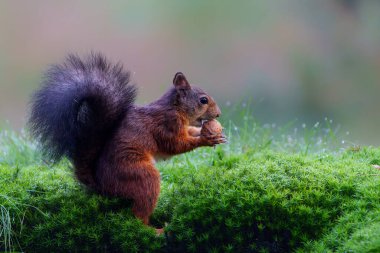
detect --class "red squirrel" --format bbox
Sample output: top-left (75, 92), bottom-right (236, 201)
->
top-left (29, 53), bottom-right (226, 227)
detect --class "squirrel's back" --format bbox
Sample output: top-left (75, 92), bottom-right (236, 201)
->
top-left (29, 53), bottom-right (137, 187)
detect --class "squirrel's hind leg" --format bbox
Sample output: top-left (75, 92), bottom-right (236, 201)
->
top-left (128, 162), bottom-right (161, 225)
top-left (101, 160), bottom-right (161, 225)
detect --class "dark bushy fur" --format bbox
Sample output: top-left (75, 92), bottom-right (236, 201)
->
top-left (29, 53), bottom-right (136, 175)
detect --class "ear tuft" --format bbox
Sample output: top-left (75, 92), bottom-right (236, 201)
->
top-left (173, 72), bottom-right (190, 90)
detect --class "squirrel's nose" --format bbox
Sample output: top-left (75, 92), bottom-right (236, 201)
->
top-left (215, 106), bottom-right (221, 118)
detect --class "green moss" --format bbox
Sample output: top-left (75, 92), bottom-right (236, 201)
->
top-left (0, 164), bottom-right (164, 252)
top-left (156, 149), bottom-right (380, 252)
top-left (1, 128), bottom-right (379, 252)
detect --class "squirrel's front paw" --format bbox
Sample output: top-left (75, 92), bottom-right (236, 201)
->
top-left (200, 133), bottom-right (227, 146)
top-left (200, 119), bottom-right (226, 146)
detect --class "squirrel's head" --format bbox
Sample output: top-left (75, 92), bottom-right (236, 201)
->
top-left (173, 72), bottom-right (221, 127)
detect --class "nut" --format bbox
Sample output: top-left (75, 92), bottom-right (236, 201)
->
top-left (201, 119), bottom-right (223, 135)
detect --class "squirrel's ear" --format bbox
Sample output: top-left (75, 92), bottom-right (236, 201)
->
top-left (173, 72), bottom-right (191, 90)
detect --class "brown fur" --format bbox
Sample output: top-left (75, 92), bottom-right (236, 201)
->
top-left (81, 73), bottom-right (224, 225)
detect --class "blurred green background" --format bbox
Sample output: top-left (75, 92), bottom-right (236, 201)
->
top-left (0, 0), bottom-right (379, 145)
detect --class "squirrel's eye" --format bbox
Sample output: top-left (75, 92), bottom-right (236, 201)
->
top-left (200, 97), bottom-right (209, 105)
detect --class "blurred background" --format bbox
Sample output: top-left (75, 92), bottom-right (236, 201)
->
top-left (0, 0), bottom-right (379, 145)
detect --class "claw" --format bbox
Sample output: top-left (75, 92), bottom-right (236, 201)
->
top-left (201, 132), bottom-right (227, 146)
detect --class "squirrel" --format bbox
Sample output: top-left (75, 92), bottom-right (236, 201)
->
top-left (28, 53), bottom-right (226, 227)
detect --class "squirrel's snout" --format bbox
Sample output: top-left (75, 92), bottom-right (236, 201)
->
top-left (215, 106), bottom-right (221, 118)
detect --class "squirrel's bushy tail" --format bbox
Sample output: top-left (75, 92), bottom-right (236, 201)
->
top-left (29, 53), bottom-right (136, 187)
